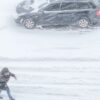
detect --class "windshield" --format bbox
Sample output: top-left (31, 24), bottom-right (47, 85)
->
top-left (39, 3), bottom-right (48, 9)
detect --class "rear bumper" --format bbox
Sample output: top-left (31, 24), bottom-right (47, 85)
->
top-left (90, 16), bottom-right (100, 25)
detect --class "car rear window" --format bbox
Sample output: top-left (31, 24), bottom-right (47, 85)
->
top-left (88, 2), bottom-right (96, 8)
top-left (76, 2), bottom-right (96, 9)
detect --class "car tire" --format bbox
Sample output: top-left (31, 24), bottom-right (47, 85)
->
top-left (23, 18), bottom-right (36, 29)
top-left (78, 17), bottom-right (90, 28)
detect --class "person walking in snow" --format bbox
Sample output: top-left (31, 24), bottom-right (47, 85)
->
top-left (0, 67), bottom-right (16, 100)
top-left (16, 0), bottom-right (34, 14)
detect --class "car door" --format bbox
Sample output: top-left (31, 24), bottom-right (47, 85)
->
top-left (58, 2), bottom-right (77, 25)
top-left (38, 3), bottom-right (61, 26)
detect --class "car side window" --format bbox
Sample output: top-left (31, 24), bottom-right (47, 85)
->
top-left (77, 3), bottom-right (92, 9)
top-left (61, 3), bottom-right (77, 10)
top-left (44, 3), bottom-right (60, 11)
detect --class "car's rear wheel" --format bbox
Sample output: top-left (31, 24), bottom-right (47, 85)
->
top-left (78, 17), bottom-right (90, 28)
top-left (23, 18), bottom-right (35, 29)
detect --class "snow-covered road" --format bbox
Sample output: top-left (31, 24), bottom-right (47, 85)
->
top-left (1, 23), bottom-right (100, 100)
top-left (1, 0), bottom-right (100, 100)
top-left (1, 60), bottom-right (100, 100)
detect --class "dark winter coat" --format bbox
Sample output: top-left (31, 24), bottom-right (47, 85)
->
top-left (0, 68), bottom-right (15, 89)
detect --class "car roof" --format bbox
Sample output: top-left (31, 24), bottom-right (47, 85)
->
top-left (50, 0), bottom-right (96, 3)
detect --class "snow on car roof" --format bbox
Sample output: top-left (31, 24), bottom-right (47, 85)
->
top-left (50, 0), bottom-right (96, 3)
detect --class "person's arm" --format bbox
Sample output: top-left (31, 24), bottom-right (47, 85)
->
top-left (10, 72), bottom-right (17, 80)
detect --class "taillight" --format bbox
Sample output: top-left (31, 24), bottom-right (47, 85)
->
top-left (96, 9), bottom-right (100, 16)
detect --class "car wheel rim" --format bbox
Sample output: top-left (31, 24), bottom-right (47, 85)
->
top-left (79, 19), bottom-right (89, 28)
top-left (25, 19), bottom-right (35, 29)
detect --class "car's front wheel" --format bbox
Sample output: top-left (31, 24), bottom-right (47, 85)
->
top-left (23, 18), bottom-right (36, 29)
top-left (78, 17), bottom-right (90, 28)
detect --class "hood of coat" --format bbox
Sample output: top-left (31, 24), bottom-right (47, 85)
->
top-left (1, 67), bottom-right (10, 75)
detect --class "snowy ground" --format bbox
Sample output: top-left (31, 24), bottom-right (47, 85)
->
top-left (1, 0), bottom-right (100, 100)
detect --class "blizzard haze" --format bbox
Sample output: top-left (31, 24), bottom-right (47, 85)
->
top-left (0, 0), bottom-right (100, 100)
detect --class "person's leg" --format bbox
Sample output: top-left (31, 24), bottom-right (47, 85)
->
top-left (4, 85), bottom-right (14, 100)
top-left (0, 89), bottom-right (3, 99)
top-left (0, 83), bottom-right (4, 99)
